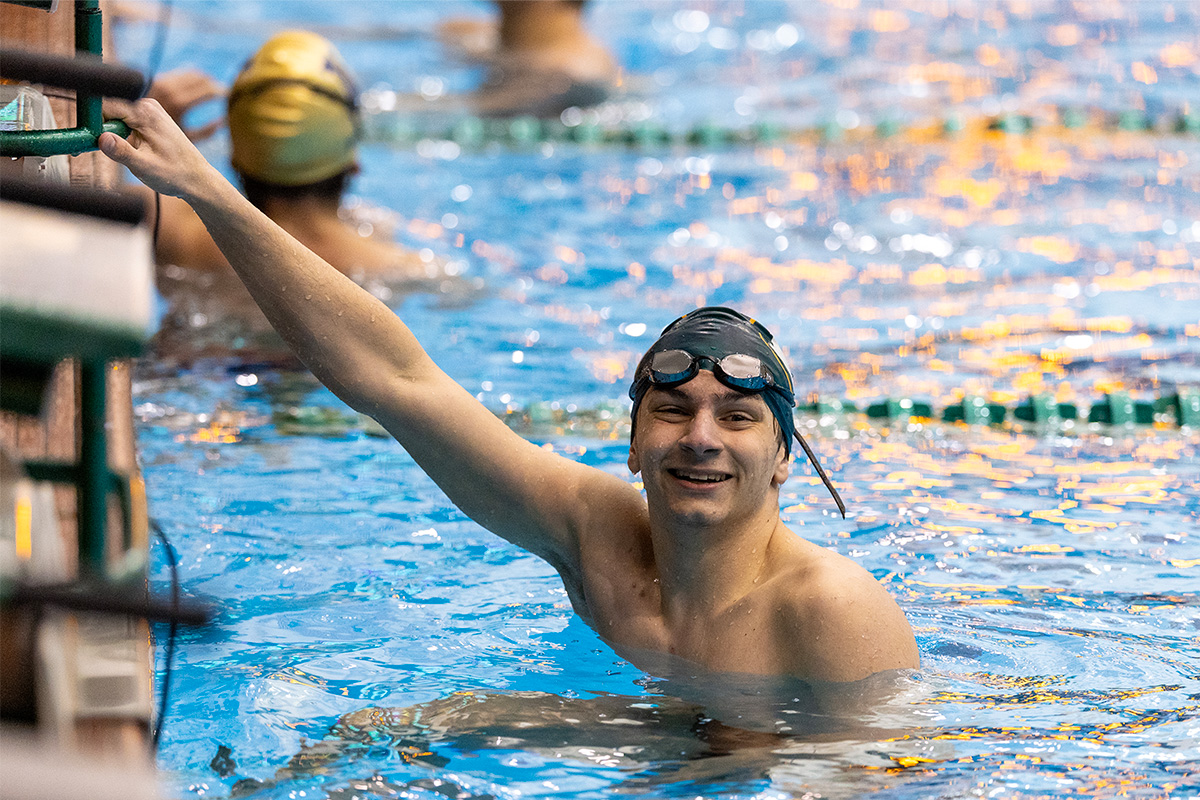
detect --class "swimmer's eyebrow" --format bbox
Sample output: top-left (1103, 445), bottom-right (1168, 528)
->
top-left (650, 386), bottom-right (762, 406)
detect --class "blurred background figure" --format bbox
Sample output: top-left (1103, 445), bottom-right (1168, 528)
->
top-left (149, 30), bottom-right (423, 278)
top-left (141, 31), bottom-right (432, 367)
top-left (440, 0), bottom-right (617, 117)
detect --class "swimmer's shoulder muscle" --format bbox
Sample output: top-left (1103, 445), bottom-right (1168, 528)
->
top-left (771, 544), bottom-right (920, 683)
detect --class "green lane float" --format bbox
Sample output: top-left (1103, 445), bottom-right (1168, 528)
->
top-left (941, 397), bottom-right (1008, 426)
top-left (1012, 394), bottom-right (1078, 424)
top-left (362, 104), bottom-right (1200, 151)
top-left (865, 398), bottom-right (934, 420)
top-left (1087, 392), bottom-right (1155, 425)
top-left (266, 388), bottom-right (1199, 439)
top-left (795, 388), bottom-right (1199, 429)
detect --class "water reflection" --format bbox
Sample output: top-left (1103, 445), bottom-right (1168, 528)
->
top-left (121, 2), bottom-right (1200, 797)
top-left (216, 664), bottom-right (1199, 798)
top-left (226, 670), bottom-right (925, 799)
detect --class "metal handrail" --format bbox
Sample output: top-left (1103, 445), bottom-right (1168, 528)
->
top-left (0, 0), bottom-right (142, 157)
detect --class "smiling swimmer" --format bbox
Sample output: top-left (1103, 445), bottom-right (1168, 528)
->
top-left (101, 97), bottom-right (919, 688)
top-left (629, 307), bottom-right (845, 517)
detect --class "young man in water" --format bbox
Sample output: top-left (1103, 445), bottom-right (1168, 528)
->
top-left (100, 100), bottom-right (919, 685)
top-left (439, 0), bottom-right (618, 118)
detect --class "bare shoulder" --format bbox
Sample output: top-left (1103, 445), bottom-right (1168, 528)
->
top-left (770, 541), bottom-right (920, 682)
top-left (572, 461), bottom-right (651, 554)
top-left (521, 452), bottom-right (651, 620)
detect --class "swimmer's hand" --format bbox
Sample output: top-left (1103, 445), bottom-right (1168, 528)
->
top-left (147, 68), bottom-right (225, 142)
top-left (100, 99), bottom-right (223, 202)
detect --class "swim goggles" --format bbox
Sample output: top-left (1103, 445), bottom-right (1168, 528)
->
top-left (630, 348), bottom-right (846, 518)
top-left (228, 70), bottom-right (360, 114)
top-left (636, 349), bottom-right (787, 395)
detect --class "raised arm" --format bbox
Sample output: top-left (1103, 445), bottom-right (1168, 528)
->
top-left (99, 100), bottom-right (644, 580)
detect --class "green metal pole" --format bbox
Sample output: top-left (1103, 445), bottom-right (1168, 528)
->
top-left (78, 360), bottom-right (109, 575)
top-left (0, 0), bottom-right (133, 158)
top-left (0, 121), bottom-right (131, 157)
top-left (74, 0), bottom-right (103, 134)
top-left (75, 0), bottom-right (103, 54)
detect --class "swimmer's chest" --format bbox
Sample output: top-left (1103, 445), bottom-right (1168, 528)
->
top-left (578, 567), bottom-right (798, 676)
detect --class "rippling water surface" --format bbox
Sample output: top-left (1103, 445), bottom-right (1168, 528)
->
top-left (119, 2), bottom-right (1199, 798)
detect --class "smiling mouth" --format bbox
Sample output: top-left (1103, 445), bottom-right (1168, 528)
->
top-left (668, 469), bottom-right (730, 484)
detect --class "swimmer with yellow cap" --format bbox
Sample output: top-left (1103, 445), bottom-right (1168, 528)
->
top-left (145, 31), bottom-right (424, 282)
top-left (228, 30), bottom-right (359, 188)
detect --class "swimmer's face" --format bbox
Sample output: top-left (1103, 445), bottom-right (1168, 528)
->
top-left (628, 371), bottom-right (789, 531)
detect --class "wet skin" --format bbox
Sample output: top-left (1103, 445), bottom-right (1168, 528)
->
top-left (629, 371), bottom-right (789, 536)
top-left (100, 99), bottom-right (919, 689)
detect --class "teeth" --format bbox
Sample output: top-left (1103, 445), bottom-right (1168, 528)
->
top-left (675, 471), bottom-right (725, 482)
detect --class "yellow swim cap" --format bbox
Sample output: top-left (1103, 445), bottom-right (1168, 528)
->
top-left (228, 30), bottom-right (359, 186)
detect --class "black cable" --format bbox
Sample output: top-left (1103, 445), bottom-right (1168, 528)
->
top-left (793, 429), bottom-right (846, 519)
top-left (153, 191), bottom-right (162, 253)
top-left (150, 517), bottom-right (180, 751)
top-left (141, 0), bottom-right (175, 96)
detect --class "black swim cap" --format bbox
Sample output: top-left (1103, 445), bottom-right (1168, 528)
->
top-left (628, 307), bottom-right (847, 517)
top-left (628, 307), bottom-right (797, 456)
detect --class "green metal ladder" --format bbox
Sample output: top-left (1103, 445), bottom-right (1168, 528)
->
top-left (1, 0), bottom-right (144, 576)
top-left (0, 0), bottom-right (134, 158)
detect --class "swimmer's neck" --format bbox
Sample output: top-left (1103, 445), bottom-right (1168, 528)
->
top-left (647, 508), bottom-right (792, 618)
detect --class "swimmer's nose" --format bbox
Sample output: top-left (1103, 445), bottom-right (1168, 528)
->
top-left (678, 409), bottom-right (722, 456)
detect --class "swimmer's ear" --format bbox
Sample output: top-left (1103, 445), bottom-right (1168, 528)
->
top-left (771, 444), bottom-right (789, 487)
top-left (627, 442), bottom-right (641, 475)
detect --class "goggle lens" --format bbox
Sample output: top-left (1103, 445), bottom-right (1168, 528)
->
top-left (717, 353), bottom-right (767, 384)
top-left (647, 349), bottom-right (697, 383)
top-left (646, 350), bottom-right (772, 392)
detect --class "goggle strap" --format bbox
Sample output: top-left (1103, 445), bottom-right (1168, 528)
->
top-left (230, 78), bottom-right (359, 113)
top-left (793, 430), bottom-right (846, 519)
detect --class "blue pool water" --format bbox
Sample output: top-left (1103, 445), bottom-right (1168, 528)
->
top-left (117, 2), bottom-right (1200, 798)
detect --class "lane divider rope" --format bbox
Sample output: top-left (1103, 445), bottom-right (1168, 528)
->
top-left (362, 106), bottom-right (1200, 149)
top-left (267, 387), bottom-right (1200, 437)
top-left (799, 388), bottom-right (1200, 428)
